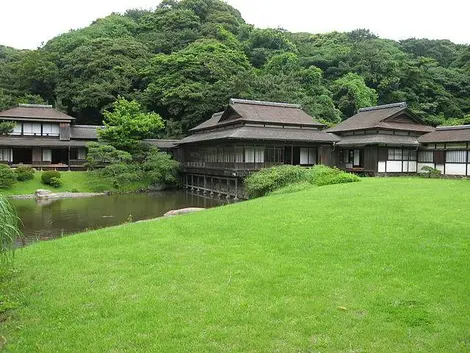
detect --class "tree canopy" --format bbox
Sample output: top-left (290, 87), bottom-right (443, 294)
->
top-left (1, 0), bottom-right (469, 135)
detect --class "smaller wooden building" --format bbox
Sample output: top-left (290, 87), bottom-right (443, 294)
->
top-left (0, 104), bottom-right (100, 169)
top-left (327, 103), bottom-right (434, 174)
top-left (418, 125), bottom-right (470, 176)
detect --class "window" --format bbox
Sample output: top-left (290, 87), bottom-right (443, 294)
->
top-left (254, 147), bottom-right (264, 163)
top-left (42, 149), bottom-right (52, 162)
top-left (245, 147), bottom-right (254, 163)
top-left (446, 150), bottom-right (466, 163)
top-left (418, 151), bottom-right (433, 163)
top-left (23, 123), bottom-right (34, 136)
top-left (11, 123), bottom-right (22, 136)
top-left (300, 148), bottom-right (317, 165)
top-left (403, 149), bottom-right (417, 161)
top-left (0, 148), bottom-right (11, 162)
top-left (42, 123), bottom-right (59, 136)
top-left (235, 147), bottom-right (244, 163)
top-left (388, 148), bottom-right (402, 160)
top-left (32, 123), bottom-right (41, 135)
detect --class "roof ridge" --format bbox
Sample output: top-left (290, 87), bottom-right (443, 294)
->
top-left (230, 98), bottom-right (301, 109)
top-left (358, 102), bottom-right (407, 113)
top-left (436, 124), bottom-right (470, 131)
top-left (18, 103), bottom-right (53, 109)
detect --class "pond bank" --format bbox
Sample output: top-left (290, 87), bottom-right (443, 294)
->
top-left (9, 191), bottom-right (107, 200)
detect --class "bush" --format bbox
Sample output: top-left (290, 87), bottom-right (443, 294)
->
top-left (15, 166), bottom-right (35, 181)
top-left (309, 166), bottom-right (360, 186)
top-left (48, 177), bottom-right (62, 188)
top-left (0, 195), bottom-right (20, 263)
top-left (244, 165), bottom-right (309, 198)
top-left (245, 165), bottom-right (361, 198)
top-left (420, 166), bottom-right (441, 178)
top-left (0, 165), bottom-right (17, 189)
top-left (41, 170), bottom-right (61, 185)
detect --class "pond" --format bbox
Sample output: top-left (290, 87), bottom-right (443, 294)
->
top-left (11, 191), bottom-right (227, 245)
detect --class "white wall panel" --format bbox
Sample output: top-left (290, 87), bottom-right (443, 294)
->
top-left (378, 161), bottom-right (386, 173)
top-left (445, 164), bottom-right (466, 176)
top-left (386, 161), bottom-right (402, 172)
top-left (436, 164), bottom-right (445, 173)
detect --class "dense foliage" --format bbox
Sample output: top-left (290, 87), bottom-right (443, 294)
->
top-left (0, 165), bottom-right (17, 189)
top-left (1, 1), bottom-right (470, 133)
top-left (245, 165), bottom-right (360, 198)
top-left (41, 170), bottom-right (61, 186)
top-left (14, 166), bottom-right (35, 181)
top-left (0, 195), bottom-right (20, 263)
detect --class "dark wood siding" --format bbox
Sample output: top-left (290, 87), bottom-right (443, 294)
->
top-left (364, 147), bottom-right (378, 172)
top-left (378, 147), bottom-right (388, 161)
top-left (319, 145), bottom-right (335, 166)
top-left (434, 150), bottom-right (445, 164)
top-left (59, 123), bottom-right (71, 141)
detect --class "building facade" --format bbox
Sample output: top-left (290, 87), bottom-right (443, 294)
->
top-left (0, 104), bottom-right (99, 170)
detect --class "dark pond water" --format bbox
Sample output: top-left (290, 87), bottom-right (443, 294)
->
top-left (11, 191), bottom-right (226, 245)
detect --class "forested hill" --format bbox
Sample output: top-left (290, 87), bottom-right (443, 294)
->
top-left (1, 0), bottom-right (469, 136)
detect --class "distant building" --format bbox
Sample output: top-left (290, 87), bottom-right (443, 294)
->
top-left (0, 104), bottom-right (99, 170)
top-left (327, 102), bottom-right (434, 174)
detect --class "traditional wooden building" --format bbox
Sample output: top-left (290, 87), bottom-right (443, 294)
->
top-left (327, 102), bottom-right (435, 174)
top-left (178, 98), bottom-right (338, 197)
top-left (0, 104), bottom-right (99, 169)
top-left (417, 125), bottom-right (470, 176)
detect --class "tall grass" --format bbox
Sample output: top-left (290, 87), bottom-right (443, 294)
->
top-left (0, 195), bottom-right (20, 263)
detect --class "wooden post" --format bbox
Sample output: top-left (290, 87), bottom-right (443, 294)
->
top-left (210, 177), bottom-right (214, 196)
top-left (191, 174), bottom-right (194, 191)
top-left (203, 175), bottom-right (207, 193)
top-left (234, 178), bottom-right (239, 201)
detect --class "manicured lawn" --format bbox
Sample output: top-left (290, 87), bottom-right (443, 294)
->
top-left (3, 178), bottom-right (470, 352)
top-left (0, 171), bottom-right (150, 196)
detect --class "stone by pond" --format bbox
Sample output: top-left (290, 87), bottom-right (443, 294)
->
top-left (11, 191), bottom-right (227, 245)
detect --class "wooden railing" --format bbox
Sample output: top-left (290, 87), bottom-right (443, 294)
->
top-left (183, 161), bottom-right (283, 171)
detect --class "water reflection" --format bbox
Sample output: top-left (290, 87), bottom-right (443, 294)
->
top-left (12, 191), bottom-right (227, 245)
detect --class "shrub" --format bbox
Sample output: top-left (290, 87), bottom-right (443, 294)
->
top-left (245, 165), bottom-right (361, 198)
top-left (420, 166), bottom-right (441, 178)
top-left (48, 177), bottom-right (62, 188)
top-left (0, 165), bottom-right (17, 189)
top-left (15, 166), bottom-right (35, 181)
top-left (41, 170), bottom-right (61, 185)
top-left (0, 195), bottom-right (20, 263)
top-left (244, 165), bottom-right (309, 198)
top-left (309, 166), bottom-right (360, 186)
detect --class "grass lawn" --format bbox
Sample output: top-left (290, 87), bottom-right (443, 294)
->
top-left (2, 178), bottom-right (470, 352)
top-left (0, 171), bottom-right (150, 196)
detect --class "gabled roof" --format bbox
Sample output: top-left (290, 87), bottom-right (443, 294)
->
top-left (0, 104), bottom-right (75, 123)
top-left (179, 126), bottom-right (339, 145)
top-left (144, 139), bottom-right (181, 149)
top-left (418, 125), bottom-right (470, 143)
top-left (336, 134), bottom-right (419, 147)
top-left (190, 99), bottom-right (324, 132)
top-left (327, 102), bottom-right (434, 134)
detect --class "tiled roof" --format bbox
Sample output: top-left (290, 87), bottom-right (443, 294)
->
top-left (179, 126), bottom-right (339, 145)
top-left (418, 125), bottom-right (470, 143)
top-left (190, 99), bottom-right (324, 132)
top-left (0, 104), bottom-right (75, 122)
top-left (144, 139), bottom-right (181, 149)
top-left (336, 134), bottom-right (420, 147)
top-left (0, 137), bottom-right (89, 147)
top-left (327, 102), bottom-right (433, 133)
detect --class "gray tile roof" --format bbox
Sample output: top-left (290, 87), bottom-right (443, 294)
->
top-left (0, 137), bottom-right (90, 147)
top-left (336, 134), bottom-right (420, 147)
top-left (144, 139), bottom-right (181, 149)
top-left (418, 125), bottom-right (470, 143)
top-left (179, 126), bottom-right (339, 145)
top-left (70, 125), bottom-right (101, 140)
top-left (190, 99), bottom-right (324, 132)
top-left (0, 104), bottom-right (75, 122)
top-left (327, 102), bottom-right (433, 133)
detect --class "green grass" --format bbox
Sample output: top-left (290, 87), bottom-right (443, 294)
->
top-left (2, 178), bottom-right (470, 352)
top-left (0, 171), bottom-right (150, 196)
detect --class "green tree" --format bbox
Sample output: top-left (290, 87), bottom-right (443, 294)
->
top-left (85, 142), bottom-right (133, 170)
top-left (99, 98), bottom-right (165, 152)
top-left (0, 121), bottom-right (15, 135)
top-left (332, 72), bottom-right (378, 118)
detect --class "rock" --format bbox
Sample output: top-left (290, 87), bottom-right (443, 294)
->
top-left (35, 189), bottom-right (53, 199)
top-left (164, 207), bottom-right (205, 217)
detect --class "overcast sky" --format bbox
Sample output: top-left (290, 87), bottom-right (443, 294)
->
top-left (0, 0), bottom-right (468, 49)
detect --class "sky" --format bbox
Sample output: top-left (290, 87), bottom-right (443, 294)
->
top-left (0, 0), bottom-right (468, 50)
